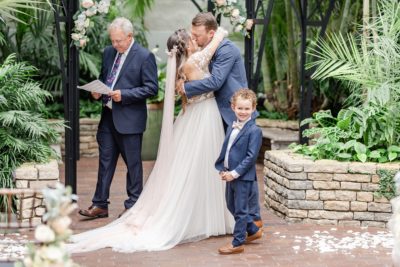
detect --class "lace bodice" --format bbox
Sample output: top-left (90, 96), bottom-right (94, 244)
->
top-left (186, 44), bottom-right (216, 104)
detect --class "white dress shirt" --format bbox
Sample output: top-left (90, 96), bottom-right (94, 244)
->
top-left (107, 39), bottom-right (135, 108)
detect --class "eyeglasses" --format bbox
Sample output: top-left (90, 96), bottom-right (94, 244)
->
top-left (111, 35), bottom-right (131, 45)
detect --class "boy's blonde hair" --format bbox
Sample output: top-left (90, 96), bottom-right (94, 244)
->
top-left (231, 88), bottom-right (257, 108)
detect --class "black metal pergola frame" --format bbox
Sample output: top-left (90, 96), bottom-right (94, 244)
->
top-left (55, 0), bottom-right (335, 192)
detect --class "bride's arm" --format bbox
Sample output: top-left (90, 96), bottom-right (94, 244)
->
top-left (190, 27), bottom-right (228, 70)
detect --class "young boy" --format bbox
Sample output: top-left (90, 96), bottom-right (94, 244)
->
top-left (215, 88), bottom-right (263, 255)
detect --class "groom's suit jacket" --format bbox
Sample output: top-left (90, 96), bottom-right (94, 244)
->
top-left (99, 42), bottom-right (158, 134)
top-left (184, 39), bottom-right (247, 125)
top-left (215, 119), bottom-right (262, 181)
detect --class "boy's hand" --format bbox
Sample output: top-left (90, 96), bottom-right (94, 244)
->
top-left (223, 172), bottom-right (235, 182)
top-left (219, 171), bottom-right (227, 180)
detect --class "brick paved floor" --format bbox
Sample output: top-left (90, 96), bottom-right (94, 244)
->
top-left (63, 157), bottom-right (394, 267)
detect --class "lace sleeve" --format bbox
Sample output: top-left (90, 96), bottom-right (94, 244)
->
top-left (189, 27), bottom-right (228, 71)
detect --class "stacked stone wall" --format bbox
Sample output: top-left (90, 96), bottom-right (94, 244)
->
top-left (13, 159), bottom-right (60, 224)
top-left (264, 150), bottom-right (399, 228)
top-left (59, 118), bottom-right (99, 157)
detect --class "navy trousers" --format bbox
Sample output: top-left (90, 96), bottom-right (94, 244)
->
top-left (226, 179), bottom-right (259, 247)
top-left (92, 108), bottom-right (143, 209)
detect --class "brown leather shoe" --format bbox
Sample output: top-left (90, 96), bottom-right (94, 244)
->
top-left (254, 220), bottom-right (263, 229)
top-left (118, 208), bottom-right (129, 218)
top-left (79, 205), bottom-right (108, 218)
top-left (245, 228), bottom-right (263, 243)
top-left (218, 244), bottom-right (244, 255)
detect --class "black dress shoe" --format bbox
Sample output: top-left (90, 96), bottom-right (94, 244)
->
top-left (79, 205), bottom-right (108, 218)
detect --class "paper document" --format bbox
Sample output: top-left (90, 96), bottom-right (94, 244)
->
top-left (78, 80), bottom-right (111, 95)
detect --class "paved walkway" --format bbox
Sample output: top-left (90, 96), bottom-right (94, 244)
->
top-left (63, 157), bottom-right (394, 267)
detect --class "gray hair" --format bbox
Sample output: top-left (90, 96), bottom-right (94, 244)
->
top-left (108, 17), bottom-right (134, 36)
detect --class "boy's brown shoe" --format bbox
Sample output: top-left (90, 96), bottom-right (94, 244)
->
top-left (218, 244), bottom-right (244, 255)
top-left (254, 220), bottom-right (263, 228)
top-left (245, 228), bottom-right (263, 243)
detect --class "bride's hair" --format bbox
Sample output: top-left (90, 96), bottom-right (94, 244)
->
top-left (167, 29), bottom-right (190, 82)
top-left (167, 29), bottom-right (190, 111)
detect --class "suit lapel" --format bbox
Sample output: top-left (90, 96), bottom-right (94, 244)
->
top-left (231, 120), bottom-right (254, 147)
top-left (114, 42), bottom-right (139, 85)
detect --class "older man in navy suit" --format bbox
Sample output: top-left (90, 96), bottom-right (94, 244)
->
top-left (79, 17), bottom-right (158, 219)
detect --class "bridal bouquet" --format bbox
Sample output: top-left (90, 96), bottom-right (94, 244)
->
top-left (16, 183), bottom-right (79, 267)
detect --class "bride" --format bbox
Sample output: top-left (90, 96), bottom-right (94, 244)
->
top-left (68, 27), bottom-right (234, 253)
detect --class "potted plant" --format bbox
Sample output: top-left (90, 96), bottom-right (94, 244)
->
top-left (141, 62), bottom-right (166, 161)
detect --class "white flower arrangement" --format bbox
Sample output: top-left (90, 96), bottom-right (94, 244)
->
top-left (71, 0), bottom-right (111, 48)
top-left (16, 183), bottom-right (79, 267)
top-left (212, 0), bottom-right (254, 37)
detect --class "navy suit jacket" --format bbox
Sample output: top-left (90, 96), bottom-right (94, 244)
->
top-left (215, 119), bottom-right (262, 181)
top-left (184, 39), bottom-right (247, 125)
top-left (99, 42), bottom-right (158, 134)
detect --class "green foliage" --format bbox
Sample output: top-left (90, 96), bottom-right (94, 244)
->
top-left (259, 110), bottom-right (288, 121)
top-left (292, 0), bottom-right (400, 163)
top-left (0, 54), bottom-right (62, 210)
top-left (375, 169), bottom-right (397, 200)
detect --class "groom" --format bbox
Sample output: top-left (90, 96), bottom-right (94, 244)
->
top-left (182, 12), bottom-right (262, 228)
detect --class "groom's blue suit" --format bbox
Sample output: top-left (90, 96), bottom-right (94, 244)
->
top-left (184, 38), bottom-right (261, 222)
top-left (92, 42), bottom-right (158, 210)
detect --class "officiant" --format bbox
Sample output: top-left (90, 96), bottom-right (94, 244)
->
top-left (79, 17), bottom-right (158, 219)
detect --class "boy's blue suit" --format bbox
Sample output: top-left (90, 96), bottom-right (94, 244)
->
top-left (93, 42), bottom-right (158, 210)
top-left (215, 119), bottom-right (263, 247)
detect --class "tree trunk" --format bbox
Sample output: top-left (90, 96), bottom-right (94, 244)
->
top-left (363, 0), bottom-right (370, 40)
top-left (339, 0), bottom-right (351, 35)
top-left (271, 22), bottom-right (288, 110)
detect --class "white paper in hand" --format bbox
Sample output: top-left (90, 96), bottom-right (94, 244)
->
top-left (78, 80), bottom-right (111, 95)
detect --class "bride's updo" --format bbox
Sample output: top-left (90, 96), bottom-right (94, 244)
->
top-left (167, 29), bottom-right (190, 82)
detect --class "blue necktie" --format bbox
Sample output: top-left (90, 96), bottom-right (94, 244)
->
top-left (103, 53), bottom-right (122, 106)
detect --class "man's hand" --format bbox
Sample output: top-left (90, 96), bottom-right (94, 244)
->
top-left (109, 90), bottom-right (122, 102)
top-left (91, 92), bottom-right (102, 100)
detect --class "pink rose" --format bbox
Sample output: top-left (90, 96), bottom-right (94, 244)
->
top-left (79, 39), bottom-right (87, 47)
top-left (81, 0), bottom-right (94, 9)
top-left (215, 0), bottom-right (226, 7)
top-left (231, 8), bottom-right (240, 18)
top-left (245, 19), bottom-right (254, 30)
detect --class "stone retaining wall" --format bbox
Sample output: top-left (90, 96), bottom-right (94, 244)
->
top-left (264, 150), bottom-right (399, 228)
top-left (13, 159), bottom-right (60, 224)
top-left (59, 118), bottom-right (99, 158)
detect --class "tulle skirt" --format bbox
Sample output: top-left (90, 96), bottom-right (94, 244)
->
top-left (68, 96), bottom-right (234, 253)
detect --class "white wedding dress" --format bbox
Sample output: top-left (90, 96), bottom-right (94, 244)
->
top-left (68, 40), bottom-right (234, 253)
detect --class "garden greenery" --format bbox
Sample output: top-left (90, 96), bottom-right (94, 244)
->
top-left (291, 0), bottom-right (400, 163)
top-left (375, 169), bottom-right (397, 200)
top-left (0, 54), bottom-right (62, 210)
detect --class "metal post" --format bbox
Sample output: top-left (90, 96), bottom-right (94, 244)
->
top-left (64, 0), bottom-right (79, 193)
top-left (244, 0), bottom-right (255, 89)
